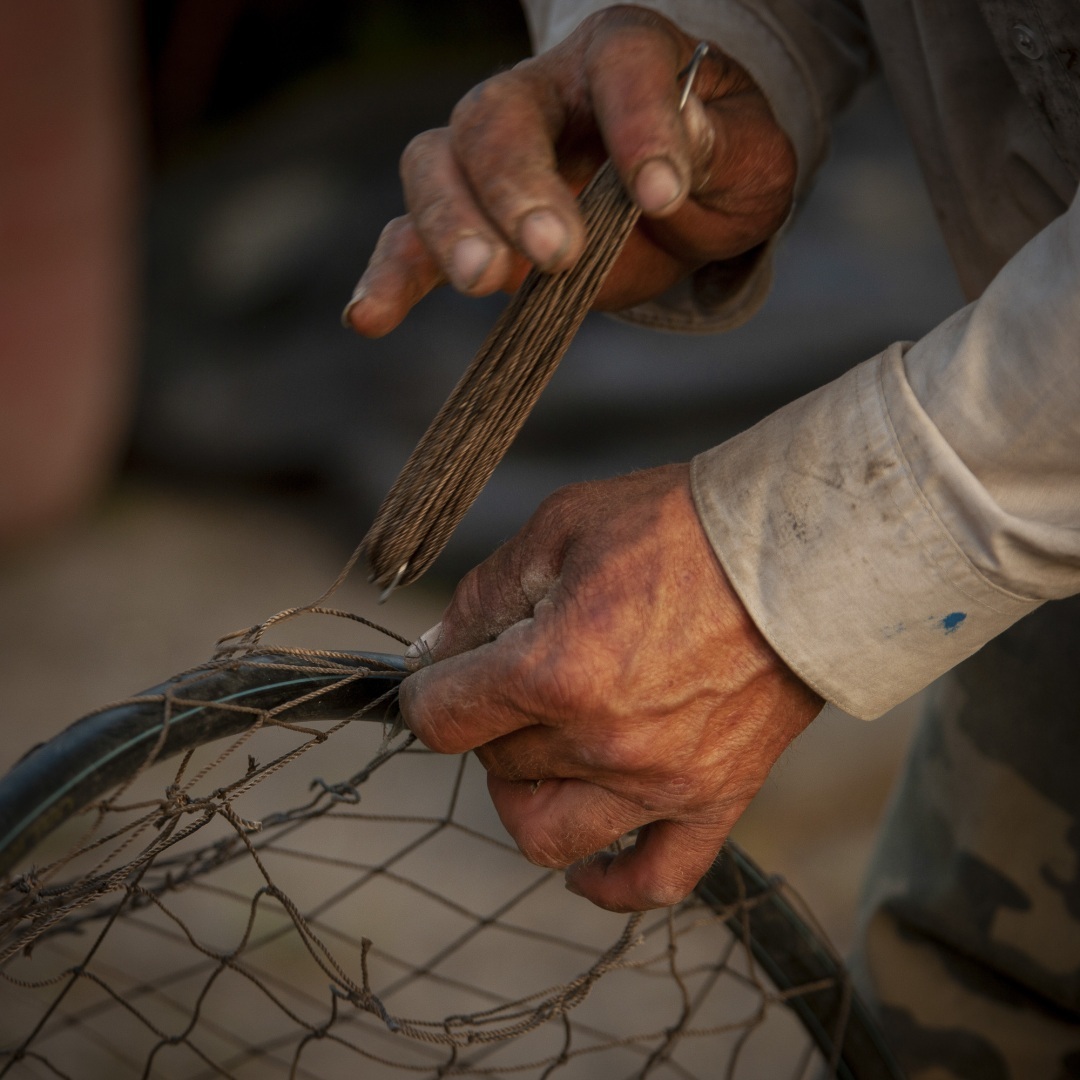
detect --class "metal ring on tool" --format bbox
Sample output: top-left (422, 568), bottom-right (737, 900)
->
top-left (678, 42), bottom-right (710, 112)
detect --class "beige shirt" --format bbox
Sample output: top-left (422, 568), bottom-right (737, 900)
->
top-left (524, 0), bottom-right (1080, 718)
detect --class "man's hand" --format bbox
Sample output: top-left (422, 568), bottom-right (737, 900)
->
top-left (344, 6), bottom-right (796, 338)
top-left (399, 465), bottom-right (823, 912)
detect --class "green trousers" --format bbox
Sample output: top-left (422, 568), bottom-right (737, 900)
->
top-left (854, 595), bottom-right (1080, 1078)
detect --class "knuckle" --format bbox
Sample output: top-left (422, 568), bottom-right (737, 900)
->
top-left (584, 12), bottom-right (685, 86)
top-left (592, 20), bottom-right (664, 59)
top-left (530, 482), bottom-right (591, 536)
top-left (516, 826), bottom-right (572, 870)
top-left (448, 71), bottom-right (572, 224)
top-left (373, 215), bottom-right (417, 260)
top-left (400, 127), bottom-right (446, 175)
top-left (450, 72), bottom-right (514, 132)
top-left (583, 5), bottom-right (676, 41)
top-left (535, 481), bottom-right (584, 514)
top-left (641, 874), bottom-right (695, 909)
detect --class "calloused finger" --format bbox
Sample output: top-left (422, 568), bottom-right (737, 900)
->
top-left (401, 126), bottom-right (525, 295)
top-left (564, 818), bottom-right (727, 912)
top-left (342, 215), bottom-right (445, 338)
top-left (584, 19), bottom-right (698, 216)
top-left (449, 66), bottom-right (588, 272)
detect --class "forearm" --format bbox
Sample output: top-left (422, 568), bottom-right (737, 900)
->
top-left (693, 188), bottom-right (1080, 718)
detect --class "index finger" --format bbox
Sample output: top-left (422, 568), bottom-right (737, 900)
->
top-left (449, 64), bottom-right (589, 273)
top-left (398, 621), bottom-right (543, 754)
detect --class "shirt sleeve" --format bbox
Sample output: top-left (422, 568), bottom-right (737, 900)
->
top-left (691, 185), bottom-right (1080, 719)
top-left (521, 0), bottom-right (874, 331)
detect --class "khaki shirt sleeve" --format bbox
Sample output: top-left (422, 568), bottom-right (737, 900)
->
top-left (692, 188), bottom-right (1080, 719)
top-left (521, 0), bottom-right (874, 331)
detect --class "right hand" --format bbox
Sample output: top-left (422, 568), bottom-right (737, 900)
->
top-left (399, 464), bottom-right (824, 912)
top-left (344, 4), bottom-right (796, 338)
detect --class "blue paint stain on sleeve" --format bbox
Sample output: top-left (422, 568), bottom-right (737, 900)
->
top-left (940, 612), bottom-right (967, 634)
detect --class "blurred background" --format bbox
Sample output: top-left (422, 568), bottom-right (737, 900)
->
top-left (0, 0), bottom-right (966, 952)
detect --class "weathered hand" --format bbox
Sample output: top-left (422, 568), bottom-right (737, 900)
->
top-left (344, 5), bottom-right (795, 338)
top-left (399, 465), bottom-right (823, 912)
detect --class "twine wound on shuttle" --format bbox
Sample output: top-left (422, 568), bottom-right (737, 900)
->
top-left (361, 43), bottom-right (710, 598)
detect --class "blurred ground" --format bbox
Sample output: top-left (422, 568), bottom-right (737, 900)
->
top-left (0, 0), bottom-right (962, 1017)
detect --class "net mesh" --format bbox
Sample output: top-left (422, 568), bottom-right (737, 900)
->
top-left (0, 611), bottom-right (854, 1080)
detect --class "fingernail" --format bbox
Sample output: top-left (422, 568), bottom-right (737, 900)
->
top-left (633, 158), bottom-right (683, 214)
top-left (340, 284), bottom-right (366, 328)
top-left (519, 209), bottom-right (569, 268)
top-left (450, 235), bottom-right (493, 290)
top-left (403, 621), bottom-right (442, 670)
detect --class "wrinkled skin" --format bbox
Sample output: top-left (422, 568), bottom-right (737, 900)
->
top-left (348, 6), bottom-right (818, 912)
top-left (400, 466), bottom-right (823, 912)
top-left (343, 5), bottom-right (796, 336)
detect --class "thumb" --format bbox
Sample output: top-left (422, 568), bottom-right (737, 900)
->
top-left (405, 518), bottom-right (565, 668)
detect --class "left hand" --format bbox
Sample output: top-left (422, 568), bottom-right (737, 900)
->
top-left (399, 464), bottom-right (823, 912)
top-left (343, 6), bottom-right (796, 338)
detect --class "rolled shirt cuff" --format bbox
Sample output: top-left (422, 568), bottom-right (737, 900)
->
top-left (691, 344), bottom-right (1042, 719)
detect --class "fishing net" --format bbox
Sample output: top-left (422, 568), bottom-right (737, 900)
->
top-left (0, 607), bottom-right (891, 1080)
